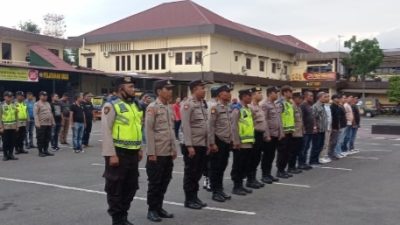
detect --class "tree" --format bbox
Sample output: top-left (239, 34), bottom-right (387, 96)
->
top-left (344, 36), bottom-right (384, 100)
top-left (43, 13), bottom-right (66, 38)
top-left (388, 76), bottom-right (400, 103)
top-left (18, 20), bottom-right (41, 34)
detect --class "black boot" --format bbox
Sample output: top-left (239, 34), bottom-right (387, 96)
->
top-left (194, 193), bottom-right (207, 207)
top-left (232, 182), bottom-right (247, 196)
top-left (2, 150), bottom-right (9, 161)
top-left (147, 210), bottom-right (162, 222)
top-left (184, 192), bottom-right (202, 210)
top-left (38, 148), bottom-right (46, 157)
top-left (112, 215), bottom-right (124, 225)
top-left (122, 215), bottom-right (134, 225)
top-left (158, 208), bottom-right (174, 218)
top-left (43, 148), bottom-right (54, 156)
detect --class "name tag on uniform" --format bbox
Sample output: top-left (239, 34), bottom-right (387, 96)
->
top-left (119, 103), bottom-right (129, 113)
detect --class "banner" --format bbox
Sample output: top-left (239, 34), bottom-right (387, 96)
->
top-left (40, 71), bottom-right (69, 80)
top-left (291, 72), bottom-right (336, 81)
top-left (0, 67), bottom-right (39, 82)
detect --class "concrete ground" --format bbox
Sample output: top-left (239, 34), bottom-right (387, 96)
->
top-left (1, 117), bottom-right (400, 225)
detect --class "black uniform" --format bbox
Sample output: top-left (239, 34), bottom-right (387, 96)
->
top-left (82, 100), bottom-right (94, 146)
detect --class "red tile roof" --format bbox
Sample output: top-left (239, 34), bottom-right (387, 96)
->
top-left (83, 0), bottom-right (318, 53)
top-left (278, 35), bottom-right (320, 53)
top-left (30, 45), bottom-right (76, 71)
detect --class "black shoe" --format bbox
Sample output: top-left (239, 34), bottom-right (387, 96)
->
top-left (254, 179), bottom-right (265, 187)
top-left (268, 175), bottom-right (279, 182)
top-left (212, 192), bottom-right (226, 202)
top-left (8, 155), bottom-right (18, 160)
top-left (232, 187), bottom-right (247, 196)
top-left (218, 191), bottom-right (232, 200)
top-left (276, 171), bottom-right (290, 179)
top-left (310, 162), bottom-right (321, 166)
top-left (246, 180), bottom-right (260, 189)
top-left (158, 208), bottom-right (174, 218)
top-left (261, 176), bottom-right (273, 184)
top-left (44, 151), bottom-right (54, 156)
top-left (122, 215), bottom-right (134, 225)
top-left (38, 152), bottom-right (46, 157)
top-left (2, 157), bottom-right (9, 161)
top-left (184, 200), bottom-right (202, 210)
top-left (30, 145), bottom-right (37, 148)
top-left (241, 187), bottom-right (253, 194)
top-left (288, 168), bottom-right (302, 174)
top-left (147, 211), bottom-right (162, 222)
top-left (298, 164), bottom-right (313, 170)
top-left (21, 150), bottom-right (28, 154)
top-left (285, 172), bottom-right (293, 177)
top-left (194, 197), bottom-right (207, 208)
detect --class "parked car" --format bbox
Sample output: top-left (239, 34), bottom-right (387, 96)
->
top-left (359, 98), bottom-right (381, 117)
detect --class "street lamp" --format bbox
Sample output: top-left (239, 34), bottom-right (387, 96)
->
top-left (201, 51), bottom-right (218, 81)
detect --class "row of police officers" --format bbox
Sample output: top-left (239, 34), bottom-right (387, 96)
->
top-left (101, 76), bottom-right (303, 225)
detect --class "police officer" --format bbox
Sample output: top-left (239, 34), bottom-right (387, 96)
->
top-left (0, 91), bottom-right (19, 161)
top-left (181, 80), bottom-right (209, 210)
top-left (288, 92), bottom-right (304, 174)
top-left (246, 87), bottom-right (266, 189)
top-left (276, 85), bottom-right (295, 179)
top-left (145, 80), bottom-right (177, 222)
top-left (231, 88), bottom-right (255, 196)
top-left (101, 76), bottom-right (143, 225)
top-left (260, 87), bottom-right (283, 184)
top-left (208, 84), bottom-right (233, 202)
top-left (34, 91), bottom-right (55, 157)
top-left (15, 91), bottom-right (29, 154)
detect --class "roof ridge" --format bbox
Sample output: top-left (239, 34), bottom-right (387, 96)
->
top-left (187, 0), bottom-right (211, 24)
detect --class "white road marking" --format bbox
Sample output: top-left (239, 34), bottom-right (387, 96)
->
top-left (98, 140), bottom-right (103, 142)
top-left (372, 137), bottom-right (386, 140)
top-left (313, 166), bottom-right (352, 171)
top-left (393, 144), bottom-right (400, 146)
top-left (0, 176), bottom-right (256, 215)
top-left (348, 156), bottom-right (379, 160)
top-left (273, 182), bottom-right (311, 188)
top-left (361, 149), bottom-right (392, 152)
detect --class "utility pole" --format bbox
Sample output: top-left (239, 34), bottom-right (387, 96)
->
top-left (201, 51), bottom-right (218, 81)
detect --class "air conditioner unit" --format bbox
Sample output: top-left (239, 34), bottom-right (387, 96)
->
top-left (168, 51), bottom-right (174, 57)
top-left (103, 51), bottom-right (109, 57)
top-left (277, 63), bottom-right (282, 69)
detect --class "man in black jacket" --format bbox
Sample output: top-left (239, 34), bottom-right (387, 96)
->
top-left (348, 97), bottom-right (361, 153)
top-left (328, 94), bottom-right (344, 160)
top-left (298, 91), bottom-right (314, 170)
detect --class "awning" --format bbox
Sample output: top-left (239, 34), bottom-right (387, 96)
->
top-left (340, 89), bottom-right (387, 94)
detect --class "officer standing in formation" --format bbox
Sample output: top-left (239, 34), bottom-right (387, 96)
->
top-left (180, 80), bottom-right (209, 210)
top-left (0, 91), bottom-right (19, 161)
top-left (15, 91), bottom-right (29, 154)
top-left (260, 87), bottom-right (282, 184)
top-left (101, 76), bottom-right (143, 225)
top-left (231, 88), bottom-right (254, 195)
top-left (145, 80), bottom-right (177, 222)
top-left (34, 91), bottom-right (55, 157)
top-left (246, 87), bottom-right (266, 189)
top-left (208, 84), bottom-right (233, 202)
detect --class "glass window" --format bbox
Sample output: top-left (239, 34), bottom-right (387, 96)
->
top-left (272, 63), bottom-right (276, 73)
top-left (246, 58), bottom-right (251, 70)
top-left (115, 56), bottom-right (120, 71)
top-left (259, 60), bottom-right (265, 72)
top-left (185, 52), bottom-right (193, 65)
top-left (121, 55), bottom-right (126, 71)
top-left (155, 54), bottom-right (160, 70)
top-left (142, 54), bottom-right (146, 70)
top-left (161, 53), bottom-right (166, 69)
top-left (148, 54), bottom-right (153, 70)
top-left (235, 55), bottom-right (239, 62)
top-left (195, 51), bottom-right (202, 64)
top-left (135, 55), bottom-right (140, 70)
top-left (86, 58), bottom-right (92, 69)
top-left (175, 52), bottom-right (182, 65)
top-left (127, 55), bottom-right (131, 71)
top-left (283, 65), bottom-right (288, 75)
top-left (1, 43), bottom-right (12, 60)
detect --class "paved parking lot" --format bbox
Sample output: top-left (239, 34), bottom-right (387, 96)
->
top-left (1, 117), bottom-right (400, 225)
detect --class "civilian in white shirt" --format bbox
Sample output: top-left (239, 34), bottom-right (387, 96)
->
top-left (319, 98), bottom-right (332, 164)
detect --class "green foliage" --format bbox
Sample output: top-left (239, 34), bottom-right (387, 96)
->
top-left (344, 36), bottom-right (384, 80)
top-left (18, 20), bottom-right (41, 34)
top-left (388, 76), bottom-right (400, 103)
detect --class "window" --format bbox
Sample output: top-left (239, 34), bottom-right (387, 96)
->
top-left (195, 51), bottom-right (202, 64)
top-left (161, 53), bottom-right (166, 69)
top-left (142, 54), bottom-right (146, 70)
top-left (115, 56), bottom-right (120, 71)
top-left (259, 60), bottom-right (265, 72)
top-left (185, 52), bottom-right (193, 65)
top-left (135, 55), bottom-right (140, 70)
top-left (234, 55), bottom-right (239, 62)
top-left (127, 55), bottom-right (131, 71)
top-left (283, 65), bottom-right (288, 75)
top-left (246, 58), bottom-right (251, 70)
top-left (175, 52), bottom-right (182, 65)
top-left (155, 54), bottom-right (160, 70)
top-left (272, 63), bottom-right (277, 73)
top-left (121, 56), bottom-right (126, 71)
top-left (1, 43), bottom-right (11, 60)
top-left (86, 58), bottom-right (92, 69)
top-left (148, 54), bottom-right (153, 70)
top-left (48, 49), bottom-right (59, 57)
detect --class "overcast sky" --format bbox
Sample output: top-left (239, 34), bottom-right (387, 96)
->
top-left (2, 0), bottom-right (399, 51)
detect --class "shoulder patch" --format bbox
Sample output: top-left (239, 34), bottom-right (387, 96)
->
top-left (184, 104), bottom-right (189, 110)
top-left (146, 107), bottom-right (155, 116)
top-left (211, 107), bottom-right (217, 114)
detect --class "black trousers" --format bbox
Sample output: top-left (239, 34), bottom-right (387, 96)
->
top-left (82, 121), bottom-right (92, 145)
top-left (36, 126), bottom-right (52, 152)
top-left (288, 137), bottom-right (303, 169)
top-left (247, 131), bottom-right (264, 180)
top-left (174, 121), bottom-right (181, 139)
top-left (231, 148), bottom-right (252, 185)
top-left (261, 137), bottom-right (279, 176)
top-left (16, 126), bottom-right (26, 151)
top-left (2, 129), bottom-right (16, 157)
top-left (209, 136), bottom-right (231, 192)
top-left (277, 134), bottom-right (292, 172)
top-left (181, 145), bottom-right (207, 200)
top-left (146, 156), bottom-right (173, 211)
top-left (104, 148), bottom-right (139, 218)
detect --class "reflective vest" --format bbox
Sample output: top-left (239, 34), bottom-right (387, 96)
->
top-left (111, 99), bottom-right (143, 150)
top-left (281, 101), bottom-right (295, 133)
top-left (16, 102), bottom-right (28, 121)
top-left (1, 103), bottom-right (17, 125)
top-left (238, 107), bottom-right (255, 144)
